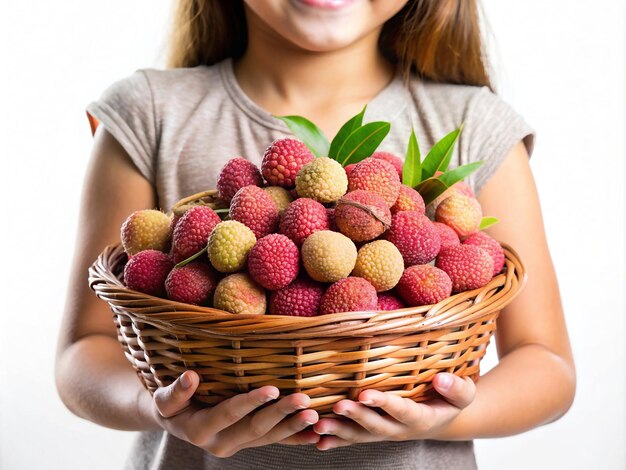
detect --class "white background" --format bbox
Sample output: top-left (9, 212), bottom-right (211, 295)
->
top-left (0, 1), bottom-right (624, 469)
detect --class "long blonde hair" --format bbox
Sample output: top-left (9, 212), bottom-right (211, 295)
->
top-left (167, 0), bottom-right (492, 89)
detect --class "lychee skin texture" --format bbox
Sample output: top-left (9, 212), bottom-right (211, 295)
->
top-left (279, 198), bottom-right (330, 247)
top-left (344, 164), bottom-right (357, 178)
top-left (208, 220), bottom-right (257, 273)
top-left (301, 230), bottom-right (357, 283)
top-left (352, 240), bottom-right (404, 292)
top-left (326, 207), bottom-right (337, 232)
top-left (435, 193), bottom-right (482, 238)
top-left (165, 262), bottom-right (216, 305)
top-left (216, 157), bottom-right (263, 202)
top-left (261, 138), bottom-right (315, 188)
top-left (295, 157), bottom-right (348, 203)
top-left (263, 186), bottom-right (293, 216)
top-left (248, 234), bottom-right (300, 290)
top-left (123, 250), bottom-right (173, 297)
top-left (348, 158), bottom-right (401, 207)
top-left (269, 277), bottom-right (324, 316)
top-left (335, 190), bottom-right (391, 242)
top-left (462, 232), bottom-right (505, 276)
top-left (433, 222), bottom-right (461, 250)
top-left (391, 185), bottom-right (426, 215)
top-left (385, 211), bottom-right (441, 266)
top-left (121, 210), bottom-right (172, 256)
top-left (172, 206), bottom-right (221, 260)
top-left (435, 245), bottom-right (494, 293)
top-left (371, 151), bottom-right (403, 178)
top-left (230, 185), bottom-right (280, 239)
top-left (396, 265), bottom-right (452, 307)
top-left (213, 273), bottom-right (266, 315)
top-left (377, 293), bottom-right (406, 311)
top-left (319, 277), bottom-right (378, 315)
top-left (425, 181), bottom-right (475, 220)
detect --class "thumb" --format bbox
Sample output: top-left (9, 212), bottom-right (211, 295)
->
top-left (432, 373), bottom-right (476, 409)
top-left (153, 370), bottom-right (200, 418)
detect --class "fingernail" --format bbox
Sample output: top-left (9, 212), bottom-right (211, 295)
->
top-left (264, 393), bottom-right (278, 403)
top-left (359, 399), bottom-right (374, 406)
top-left (179, 372), bottom-right (192, 389)
top-left (438, 374), bottom-right (453, 391)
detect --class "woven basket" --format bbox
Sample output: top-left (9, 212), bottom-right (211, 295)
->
top-left (89, 190), bottom-right (526, 416)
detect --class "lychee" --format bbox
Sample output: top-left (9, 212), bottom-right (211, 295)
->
top-left (396, 265), bottom-right (452, 307)
top-left (462, 231), bottom-right (505, 276)
top-left (207, 220), bottom-right (256, 273)
top-left (121, 210), bottom-right (172, 256)
top-left (352, 240), bottom-right (404, 292)
top-left (216, 157), bottom-right (263, 202)
top-left (229, 185), bottom-right (280, 239)
top-left (301, 230), bottom-right (357, 283)
top-left (248, 234), bottom-right (300, 290)
top-left (263, 186), bottom-right (293, 216)
top-left (319, 277), bottom-right (378, 315)
top-left (371, 151), bottom-right (403, 178)
top-left (334, 190), bottom-right (391, 242)
top-left (348, 158), bottom-right (401, 207)
top-left (295, 157), bottom-right (348, 203)
top-left (261, 138), bottom-right (315, 188)
top-left (385, 211), bottom-right (441, 266)
top-left (213, 273), bottom-right (266, 315)
top-left (344, 163), bottom-right (357, 178)
top-left (391, 185), bottom-right (425, 215)
top-left (172, 206), bottom-right (221, 260)
top-left (269, 277), bottom-right (325, 316)
top-left (433, 221), bottom-right (460, 250)
top-left (279, 198), bottom-right (330, 246)
top-left (435, 245), bottom-right (494, 293)
top-left (426, 181), bottom-right (477, 220)
top-left (326, 207), bottom-right (337, 231)
top-left (123, 250), bottom-right (173, 297)
top-left (165, 262), bottom-right (216, 305)
top-left (377, 292), bottom-right (406, 311)
top-left (435, 193), bottom-right (482, 238)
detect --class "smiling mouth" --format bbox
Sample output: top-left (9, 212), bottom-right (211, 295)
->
top-left (292, 0), bottom-right (357, 11)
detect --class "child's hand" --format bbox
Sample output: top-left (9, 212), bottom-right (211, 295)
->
top-left (150, 370), bottom-right (320, 457)
top-left (312, 373), bottom-right (475, 450)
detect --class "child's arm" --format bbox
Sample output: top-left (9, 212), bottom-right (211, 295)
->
top-left (312, 142), bottom-right (576, 448)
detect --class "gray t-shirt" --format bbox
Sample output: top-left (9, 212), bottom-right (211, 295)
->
top-left (87, 58), bottom-right (534, 470)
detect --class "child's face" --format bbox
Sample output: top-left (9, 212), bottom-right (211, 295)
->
top-left (244, 0), bottom-right (409, 52)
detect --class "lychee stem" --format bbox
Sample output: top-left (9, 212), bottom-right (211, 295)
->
top-left (337, 197), bottom-right (392, 229)
top-left (175, 246), bottom-right (208, 269)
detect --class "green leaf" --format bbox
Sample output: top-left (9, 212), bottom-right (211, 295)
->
top-left (328, 106), bottom-right (366, 159)
top-left (275, 115), bottom-right (330, 157)
top-left (421, 125), bottom-right (463, 180)
top-left (480, 217), bottom-right (499, 230)
top-left (436, 161), bottom-right (484, 187)
top-left (336, 121), bottom-right (391, 166)
top-left (415, 177), bottom-right (450, 205)
top-left (402, 129), bottom-right (421, 187)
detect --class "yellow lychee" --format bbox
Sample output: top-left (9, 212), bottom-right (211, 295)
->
top-left (213, 273), bottom-right (266, 314)
top-left (352, 240), bottom-right (404, 292)
top-left (263, 186), bottom-right (293, 216)
top-left (121, 209), bottom-right (172, 256)
top-left (295, 157), bottom-right (348, 203)
top-left (301, 230), bottom-right (357, 283)
top-left (208, 220), bottom-right (256, 273)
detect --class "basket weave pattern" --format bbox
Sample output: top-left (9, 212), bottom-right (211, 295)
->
top-left (89, 240), bottom-right (525, 416)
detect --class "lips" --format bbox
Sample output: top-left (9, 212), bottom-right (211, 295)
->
top-left (294, 0), bottom-right (357, 10)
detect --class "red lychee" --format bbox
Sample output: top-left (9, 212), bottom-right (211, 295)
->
top-left (371, 151), bottom-right (403, 178)
top-left (123, 250), bottom-right (173, 297)
top-left (172, 206), bottom-right (221, 260)
top-left (391, 185), bottom-right (426, 215)
top-left (435, 245), bottom-right (494, 293)
top-left (248, 234), bottom-right (300, 290)
top-left (279, 198), bottom-right (330, 246)
top-left (335, 190), bottom-right (391, 242)
top-left (319, 277), bottom-right (378, 315)
top-left (433, 221), bottom-right (461, 251)
top-left (229, 185), bottom-right (280, 239)
top-left (216, 157), bottom-right (263, 202)
top-left (462, 232), bottom-right (505, 276)
top-left (261, 138), bottom-right (315, 188)
top-left (269, 277), bottom-right (325, 316)
top-left (385, 211), bottom-right (441, 266)
top-left (377, 292), bottom-right (406, 311)
top-left (344, 163), bottom-right (357, 178)
top-left (396, 265), bottom-right (452, 307)
top-left (348, 158), bottom-right (401, 207)
top-left (165, 262), bottom-right (216, 305)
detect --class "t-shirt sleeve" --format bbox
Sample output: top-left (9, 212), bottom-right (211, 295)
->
top-left (463, 87), bottom-right (535, 194)
top-left (86, 70), bottom-right (157, 183)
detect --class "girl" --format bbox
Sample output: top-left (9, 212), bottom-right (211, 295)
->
top-left (55, 0), bottom-right (576, 468)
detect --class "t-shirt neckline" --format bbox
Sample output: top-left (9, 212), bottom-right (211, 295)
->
top-left (218, 57), bottom-right (409, 134)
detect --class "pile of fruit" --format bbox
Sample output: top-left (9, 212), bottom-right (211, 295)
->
top-left (119, 109), bottom-right (504, 316)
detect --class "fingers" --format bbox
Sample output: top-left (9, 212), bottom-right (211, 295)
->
top-left (432, 373), bottom-right (476, 409)
top-left (357, 390), bottom-right (426, 427)
top-left (153, 370), bottom-right (200, 419)
top-left (332, 401), bottom-right (405, 439)
top-left (279, 429), bottom-right (321, 446)
top-left (316, 435), bottom-right (353, 451)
